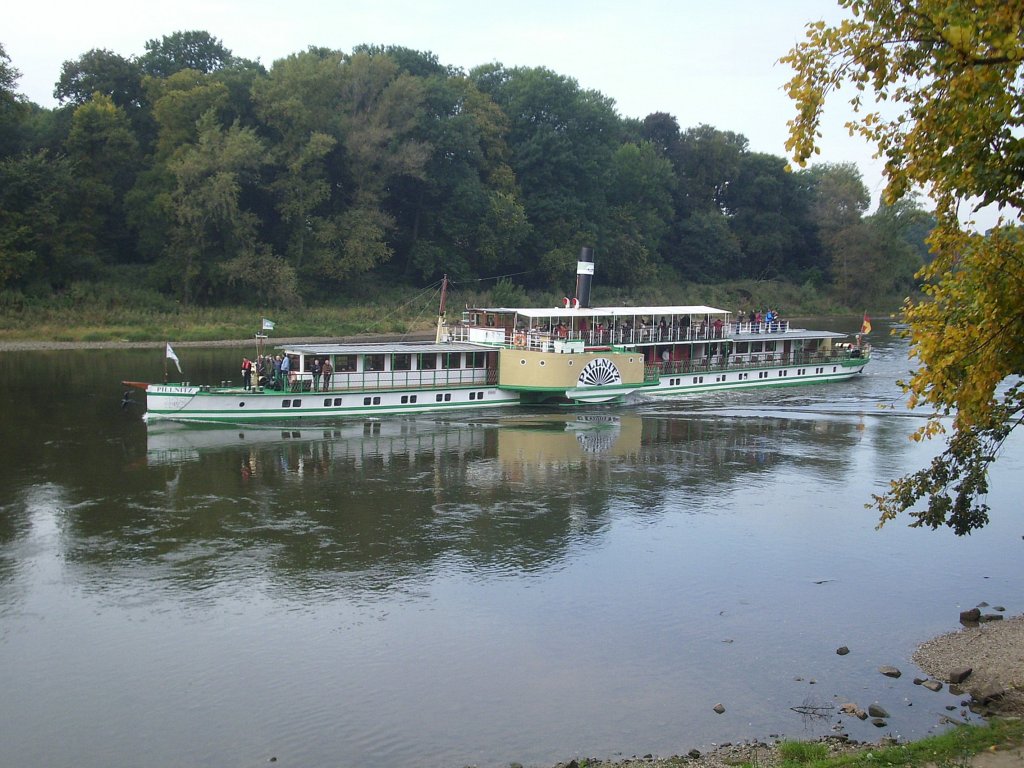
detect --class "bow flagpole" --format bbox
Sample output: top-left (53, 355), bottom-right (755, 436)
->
top-left (165, 343), bottom-right (182, 382)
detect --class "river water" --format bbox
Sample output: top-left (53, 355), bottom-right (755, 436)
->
top-left (1, 318), bottom-right (1022, 768)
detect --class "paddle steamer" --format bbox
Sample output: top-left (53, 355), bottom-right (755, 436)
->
top-left (136, 248), bottom-right (869, 422)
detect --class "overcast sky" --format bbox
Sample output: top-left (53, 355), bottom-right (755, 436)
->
top-left (7, 0), bottom-right (886, 201)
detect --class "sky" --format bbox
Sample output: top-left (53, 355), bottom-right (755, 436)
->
top-left (6, 0), bottom-right (886, 202)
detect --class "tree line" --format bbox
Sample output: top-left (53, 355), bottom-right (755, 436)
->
top-left (0, 31), bottom-right (931, 308)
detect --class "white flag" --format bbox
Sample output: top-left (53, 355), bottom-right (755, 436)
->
top-left (165, 343), bottom-right (182, 373)
top-left (262, 318), bottom-right (275, 331)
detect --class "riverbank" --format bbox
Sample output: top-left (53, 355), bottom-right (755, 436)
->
top-left (562, 616), bottom-right (1024, 768)
top-left (0, 334), bottom-right (425, 352)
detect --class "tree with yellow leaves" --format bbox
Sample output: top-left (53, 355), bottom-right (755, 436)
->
top-left (782, 1), bottom-right (1024, 534)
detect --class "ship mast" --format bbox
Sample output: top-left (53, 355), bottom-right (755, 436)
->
top-left (435, 274), bottom-right (448, 343)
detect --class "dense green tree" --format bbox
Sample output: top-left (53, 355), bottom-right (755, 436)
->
top-left (864, 198), bottom-right (931, 296)
top-left (147, 69), bottom-right (231, 158)
top-left (800, 163), bottom-right (870, 246)
top-left (674, 210), bottom-right (744, 282)
top-left (54, 48), bottom-right (154, 150)
top-left (252, 50), bottom-right (342, 280)
top-left (797, 162), bottom-right (870, 289)
top-left (676, 124), bottom-right (747, 216)
top-left (163, 111), bottom-right (282, 305)
top-left (601, 141), bottom-right (675, 286)
top-left (64, 94), bottom-right (140, 263)
top-left (640, 112), bottom-right (683, 159)
top-left (140, 31), bottom-right (234, 78)
top-left (55, 48), bottom-right (144, 109)
top-left (0, 41), bottom-right (28, 158)
top-left (210, 57), bottom-right (267, 128)
top-left (255, 50), bottom-right (430, 289)
top-left (722, 152), bottom-right (814, 280)
top-left (471, 64), bottom-right (622, 283)
top-left (384, 69), bottom-right (528, 282)
top-left (353, 44), bottom-right (458, 79)
top-left (0, 151), bottom-right (92, 290)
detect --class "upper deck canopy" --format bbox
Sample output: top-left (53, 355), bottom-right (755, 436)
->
top-left (280, 342), bottom-right (490, 356)
top-left (470, 305), bottom-right (728, 320)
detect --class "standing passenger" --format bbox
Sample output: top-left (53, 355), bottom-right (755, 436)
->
top-left (281, 354), bottom-right (291, 390)
top-left (321, 358), bottom-right (333, 391)
top-left (241, 357), bottom-right (253, 390)
top-left (311, 357), bottom-right (322, 391)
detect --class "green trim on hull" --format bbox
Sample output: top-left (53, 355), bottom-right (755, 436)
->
top-left (146, 397), bottom-right (520, 422)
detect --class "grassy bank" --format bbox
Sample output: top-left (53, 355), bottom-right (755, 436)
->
top-left (0, 277), bottom-right (894, 344)
top-left (769, 720), bottom-right (1024, 768)
top-left (598, 718), bottom-right (1024, 768)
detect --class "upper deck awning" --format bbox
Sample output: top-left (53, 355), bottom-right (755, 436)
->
top-left (469, 305), bottom-right (728, 320)
top-left (279, 342), bottom-right (491, 356)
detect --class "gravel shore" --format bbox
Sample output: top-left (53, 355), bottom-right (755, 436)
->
top-left (913, 615), bottom-right (1024, 719)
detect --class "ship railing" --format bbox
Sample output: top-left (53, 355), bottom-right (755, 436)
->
top-left (652, 349), bottom-right (862, 376)
top-left (577, 321), bottom-right (791, 346)
top-left (730, 320), bottom-right (790, 335)
top-left (451, 319), bottom-right (792, 348)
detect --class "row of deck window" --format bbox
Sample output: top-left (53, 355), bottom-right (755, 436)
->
top-left (671, 365), bottom-right (840, 386)
top-left (299, 351), bottom-right (489, 374)
top-left (275, 391), bottom-right (488, 409)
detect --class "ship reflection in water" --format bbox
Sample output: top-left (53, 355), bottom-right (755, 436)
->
top-left (127, 412), bottom-right (861, 593)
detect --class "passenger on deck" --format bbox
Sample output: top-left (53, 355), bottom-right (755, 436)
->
top-left (281, 354), bottom-right (291, 389)
top-left (311, 358), bottom-right (322, 391)
top-left (321, 358), bottom-right (333, 391)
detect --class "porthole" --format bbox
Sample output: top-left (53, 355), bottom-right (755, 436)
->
top-left (539, 360), bottom-right (546, 366)
top-left (520, 359), bottom-right (527, 365)
top-left (334, 398), bottom-right (343, 406)
top-left (239, 402), bottom-right (246, 408)
top-left (282, 400), bottom-right (291, 408)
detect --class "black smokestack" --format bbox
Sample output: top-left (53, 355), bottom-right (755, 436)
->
top-left (575, 246), bottom-right (594, 308)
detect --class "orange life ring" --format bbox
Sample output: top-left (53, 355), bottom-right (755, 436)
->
top-left (514, 332), bottom-right (526, 347)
